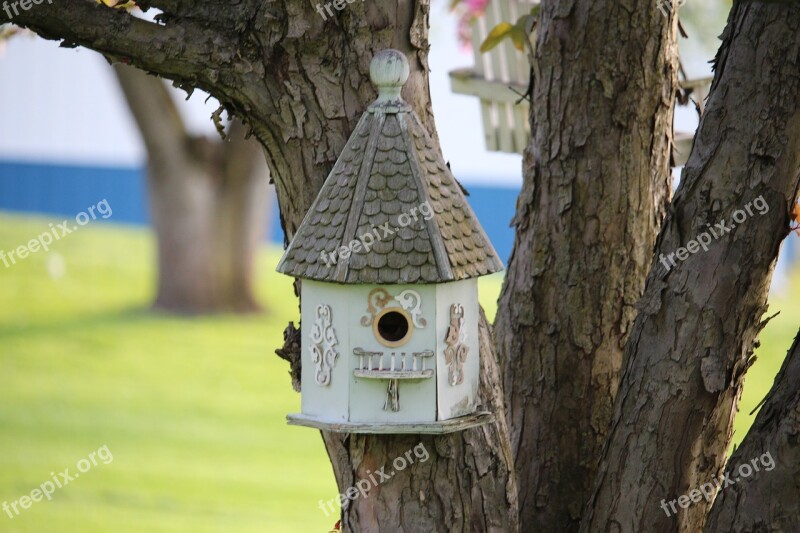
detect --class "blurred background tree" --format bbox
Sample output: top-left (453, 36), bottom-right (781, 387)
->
top-left (113, 64), bottom-right (271, 314)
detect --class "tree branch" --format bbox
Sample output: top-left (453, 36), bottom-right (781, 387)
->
top-left (705, 329), bottom-right (800, 531)
top-left (8, 0), bottom-right (238, 92)
top-left (112, 63), bottom-right (189, 170)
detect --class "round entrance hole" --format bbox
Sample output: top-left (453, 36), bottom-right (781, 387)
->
top-left (374, 309), bottom-right (413, 347)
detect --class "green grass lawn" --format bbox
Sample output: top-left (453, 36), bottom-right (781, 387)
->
top-left (0, 211), bottom-right (796, 532)
top-left (0, 213), bottom-right (337, 532)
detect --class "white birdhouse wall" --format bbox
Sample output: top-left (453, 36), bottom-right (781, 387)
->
top-left (300, 279), bottom-right (480, 425)
top-left (300, 281), bottom-right (351, 422)
top-left (436, 278), bottom-right (480, 420)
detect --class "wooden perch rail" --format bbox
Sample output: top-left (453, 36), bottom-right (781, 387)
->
top-left (352, 348), bottom-right (434, 379)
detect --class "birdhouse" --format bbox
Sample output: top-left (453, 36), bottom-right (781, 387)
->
top-left (277, 49), bottom-right (504, 434)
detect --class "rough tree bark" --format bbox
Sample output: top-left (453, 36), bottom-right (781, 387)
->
top-left (584, 2), bottom-right (800, 531)
top-left (705, 329), bottom-right (800, 531)
top-left (9, 2), bottom-right (518, 530)
top-left (492, 1), bottom-right (677, 530)
top-left (113, 64), bottom-right (269, 313)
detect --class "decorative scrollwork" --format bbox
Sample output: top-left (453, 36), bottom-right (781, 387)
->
top-left (360, 288), bottom-right (427, 329)
top-left (444, 304), bottom-right (468, 386)
top-left (395, 289), bottom-right (427, 328)
top-left (360, 288), bottom-right (393, 326)
top-left (310, 304), bottom-right (339, 386)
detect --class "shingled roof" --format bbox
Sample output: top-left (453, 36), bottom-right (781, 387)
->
top-left (276, 49), bottom-right (503, 285)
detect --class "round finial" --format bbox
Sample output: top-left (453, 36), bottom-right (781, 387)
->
top-left (370, 49), bottom-right (409, 101)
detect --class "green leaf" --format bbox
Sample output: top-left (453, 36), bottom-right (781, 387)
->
top-left (510, 26), bottom-right (527, 51)
top-left (509, 14), bottom-right (537, 51)
top-left (480, 22), bottom-right (514, 53)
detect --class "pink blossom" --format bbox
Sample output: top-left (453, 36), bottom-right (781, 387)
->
top-left (453, 0), bottom-right (491, 50)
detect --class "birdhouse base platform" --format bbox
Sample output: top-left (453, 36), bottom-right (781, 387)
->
top-left (286, 411), bottom-right (494, 434)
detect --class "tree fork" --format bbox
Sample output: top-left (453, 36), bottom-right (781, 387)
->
top-left (584, 2), bottom-right (800, 530)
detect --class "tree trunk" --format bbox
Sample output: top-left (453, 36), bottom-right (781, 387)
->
top-left (253, 4), bottom-right (519, 528)
top-left (213, 125), bottom-right (272, 312)
top-left (492, 2), bottom-right (677, 529)
top-left (113, 64), bottom-right (269, 314)
top-left (704, 329), bottom-right (800, 531)
top-left (90, 2), bottom-right (517, 529)
top-left (584, 2), bottom-right (800, 530)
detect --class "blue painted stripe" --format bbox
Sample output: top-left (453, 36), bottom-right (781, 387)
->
top-left (0, 159), bottom-right (520, 263)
